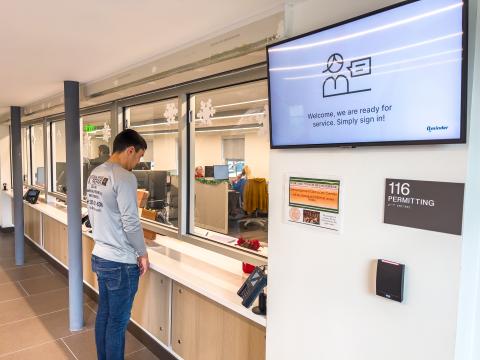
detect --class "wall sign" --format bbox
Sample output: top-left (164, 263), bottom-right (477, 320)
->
top-left (384, 178), bottom-right (464, 235)
top-left (287, 177), bottom-right (341, 231)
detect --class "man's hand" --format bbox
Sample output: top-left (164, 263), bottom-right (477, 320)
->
top-left (137, 254), bottom-right (149, 276)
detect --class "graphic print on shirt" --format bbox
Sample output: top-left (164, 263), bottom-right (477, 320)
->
top-left (86, 175), bottom-right (109, 212)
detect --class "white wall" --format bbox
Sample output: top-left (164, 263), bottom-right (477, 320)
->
top-left (267, 1), bottom-right (479, 360)
top-left (152, 135), bottom-right (178, 170)
top-left (456, 1), bottom-right (480, 358)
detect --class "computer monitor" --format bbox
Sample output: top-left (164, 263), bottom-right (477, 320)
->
top-left (133, 170), bottom-right (149, 189)
top-left (214, 165), bottom-right (229, 180)
top-left (134, 162), bottom-right (151, 170)
top-left (55, 162), bottom-right (67, 192)
top-left (204, 166), bottom-right (214, 178)
top-left (36, 167), bottom-right (45, 186)
top-left (147, 171), bottom-right (167, 210)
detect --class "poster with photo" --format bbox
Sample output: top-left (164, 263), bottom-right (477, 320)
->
top-left (287, 176), bottom-right (341, 231)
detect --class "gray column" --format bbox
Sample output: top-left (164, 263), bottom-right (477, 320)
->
top-left (10, 106), bottom-right (24, 266)
top-left (64, 81), bottom-right (84, 331)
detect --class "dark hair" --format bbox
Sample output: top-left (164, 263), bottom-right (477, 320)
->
top-left (112, 129), bottom-right (147, 153)
top-left (98, 144), bottom-right (110, 156)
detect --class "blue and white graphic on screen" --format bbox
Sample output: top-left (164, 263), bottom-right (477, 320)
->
top-left (268, 0), bottom-right (465, 146)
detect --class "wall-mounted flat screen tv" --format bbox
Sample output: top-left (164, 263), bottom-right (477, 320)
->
top-left (267, 0), bottom-right (467, 148)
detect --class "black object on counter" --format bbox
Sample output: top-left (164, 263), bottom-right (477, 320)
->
top-left (252, 292), bottom-right (267, 315)
top-left (23, 188), bottom-right (40, 204)
top-left (237, 266), bottom-right (267, 310)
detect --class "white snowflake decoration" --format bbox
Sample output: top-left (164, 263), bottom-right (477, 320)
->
top-left (102, 123), bottom-right (111, 142)
top-left (196, 99), bottom-right (216, 125)
top-left (257, 104), bottom-right (270, 136)
top-left (164, 103), bottom-right (178, 124)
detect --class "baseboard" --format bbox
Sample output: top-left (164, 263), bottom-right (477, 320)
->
top-left (0, 226), bottom-right (14, 233)
top-left (25, 237), bottom-right (177, 360)
top-left (127, 322), bottom-right (177, 360)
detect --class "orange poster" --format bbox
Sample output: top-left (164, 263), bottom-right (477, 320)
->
top-left (289, 177), bottom-right (340, 213)
top-left (288, 177), bottom-right (341, 231)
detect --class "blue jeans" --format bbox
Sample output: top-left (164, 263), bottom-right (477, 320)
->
top-left (92, 255), bottom-right (140, 360)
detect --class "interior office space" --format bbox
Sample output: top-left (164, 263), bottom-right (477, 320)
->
top-left (0, 0), bottom-right (480, 359)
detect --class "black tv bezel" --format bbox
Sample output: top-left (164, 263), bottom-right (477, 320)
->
top-left (266, 0), bottom-right (468, 149)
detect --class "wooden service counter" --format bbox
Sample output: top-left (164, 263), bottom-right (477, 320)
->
top-left (5, 191), bottom-right (266, 360)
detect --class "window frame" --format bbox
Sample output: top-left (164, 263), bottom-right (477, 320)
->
top-left (117, 64), bottom-right (268, 264)
top-left (46, 103), bottom-right (115, 204)
top-left (17, 64), bottom-right (268, 265)
top-left (122, 96), bottom-right (181, 231)
top-left (186, 76), bottom-right (269, 260)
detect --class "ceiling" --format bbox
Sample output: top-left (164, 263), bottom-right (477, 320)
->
top-left (0, 0), bottom-right (284, 117)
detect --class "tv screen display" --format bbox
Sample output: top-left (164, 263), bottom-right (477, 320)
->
top-left (267, 0), bottom-right (467, 148)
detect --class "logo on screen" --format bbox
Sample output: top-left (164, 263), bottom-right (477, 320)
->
top-left (322, 53), bottom-right (372, 98)
top-left (427, 126), bottom-right (449, 132)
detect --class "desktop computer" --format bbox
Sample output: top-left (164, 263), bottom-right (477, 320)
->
top-left (36, 167), bottom-right (45, 186)
top-left (214, 165), bottom-right (229, 180)
top-left (56, 162), bottom-right (67, 192)
top-left (147, 171), bottom-right (167, 210)
top-left (204, 166), bottom-right (214, 178)
top-left (133, 170), bottom-right (168, 210)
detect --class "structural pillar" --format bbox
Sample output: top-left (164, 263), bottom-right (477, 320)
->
top-left (64, 81), bottom-right (84, 331)
top-left (10, 106), bottom-right (24, 266)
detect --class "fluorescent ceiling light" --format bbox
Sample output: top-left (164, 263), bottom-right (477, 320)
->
top-left (139, 124), bottom-right (263, 136)
top-left (214, 98), bottom-right (268, 108)
top-left (207, 112), bottom-right (265, 120)
top-left (130, 122), bottom-right (170, 129)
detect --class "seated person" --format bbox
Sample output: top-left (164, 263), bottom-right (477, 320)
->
top-left (195, 166), bottom-right (204, 178)
top-left (231, 165), bottom-right (250, 202)
top-left (90, 144), bottom-right (110, 165)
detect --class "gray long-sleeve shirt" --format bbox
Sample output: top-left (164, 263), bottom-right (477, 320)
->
top-left (86, 162), bottom-right (146, 264)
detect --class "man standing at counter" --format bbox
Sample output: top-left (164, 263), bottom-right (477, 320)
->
top-left (86, 129), bottom-right (149, 360)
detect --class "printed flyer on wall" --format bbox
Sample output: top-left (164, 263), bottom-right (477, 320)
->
top-left (288, 177), bottom-right (341, 231)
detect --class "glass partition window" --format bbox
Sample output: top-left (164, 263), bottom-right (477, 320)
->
top-left (81, 112), bottom-right (112, 198)
top-left (21, 127), bottom-right (30, 185)
top-left (125, 98), bottom-right (179, 229)
top-left (50, 120), bottom-right (66, 193)
top-left (189, 80), bottom-right (269, 254)
top-left (31, 124), bottom-right (45, 188)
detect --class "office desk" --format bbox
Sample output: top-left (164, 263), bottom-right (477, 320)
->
top-left (194, 181), bottom-right (228, 234)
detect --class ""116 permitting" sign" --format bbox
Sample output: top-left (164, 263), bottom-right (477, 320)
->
top-left (383, 178), bottom-right (464, 235)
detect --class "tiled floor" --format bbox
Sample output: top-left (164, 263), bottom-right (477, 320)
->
top-left (0, 232), bottom-right (159, 360)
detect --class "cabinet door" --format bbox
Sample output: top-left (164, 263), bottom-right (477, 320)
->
top-left (172, 282), bottom-right (199, 360)
top-left (24, 205), bottom-right (41, 245)
top-left (131, 270), bottom-right (170, 345)
top-left (222, 309), bottom-right (266, 360)
top-left (43, 216), bottom-right (68, 266)
top-left (82, 235), bottom-right (98, 290)
top-left (172, 282), bottom-right (265, 360)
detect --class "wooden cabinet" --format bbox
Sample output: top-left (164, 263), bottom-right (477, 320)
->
top-left (82, 235), bottom-right (98, 290)
top-left (43, 216), bottom-right (68, 266)
top-left (131, 270), bottom-right (170, 345)
top-left (172, 282), bottom-right (266, 360)
top-left (24, 205), bottom-right (41, 245)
